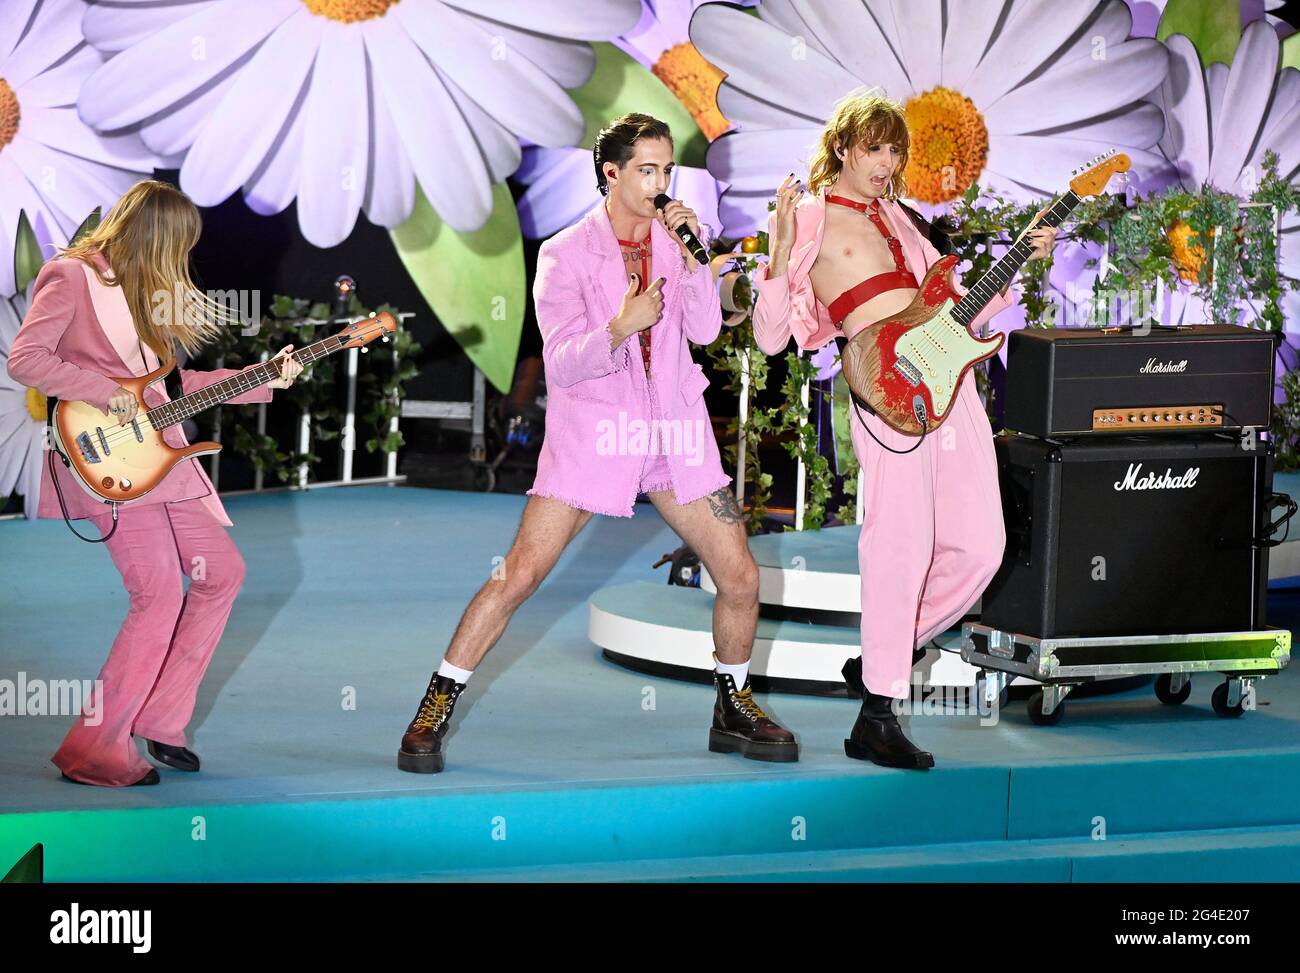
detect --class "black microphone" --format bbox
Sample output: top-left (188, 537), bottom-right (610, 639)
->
top-left (654, 193), bottom-right (709, 266)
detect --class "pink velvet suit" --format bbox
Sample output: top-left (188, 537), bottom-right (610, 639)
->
top-left (6, 255), bottom-right (274, 786)
top-left (753, 189), bottom-right (1012, 699)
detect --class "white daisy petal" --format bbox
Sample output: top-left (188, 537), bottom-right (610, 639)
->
top-left (441, 0), bottom-right (641, 40)
top-left (518, 147), bottom-right (598, 239)
top-left (887, 0), bottom-right (943, 93)
top-left (940, 0), bottom-right (1006, 91)
top-left (692, 4), bottom-right (858, 121)
top-left (718, 82), bottom-right (825, 129)
top-left (136, 70), bottom-right (241, 158)
top-left (297, 21), bottom-right (369, 248)
top-left (179, 10), bottom-right (320, 207)
top-left (706, 128), bottom-right (817, 192)
top-left (1210, 22), bottom-right (1280, 189)
top-left (486, 23), bottom-right (594, 90)
top-left (0, 0), bottom-right (84, 89)
top-left (753, 0), bottom-right (832, 61)
top-left (983, 40), bottom-right (1168, 131)
top-left (964, 0), bottom-right (1096, 108)
top-left (1050, 0), bottom-right (1133, 63)
top-left (1156, 34), bottom-right (1211, 188)
top-left (362, 13), bottom-right (490, 233)
top-left (397, 0), bottom-right (583, 148)
top-left (987, 134), bottom-right (1167, 194)
top-left (1205, 61), bottom-right (1228, 164)
top-left (19, 106), bottom-right (158, 170)
top-left (361, 76), bottom-right (414, 228)
top-left (439, 68), bottom-right (522, 184)
top-left (781, 0), bottom-right (913, 99)
top-left (12, 44), bottom-right (100, 109)
top-left (0, 0), bottom-right (40, 65)
top-left (243, 89), bottom-right (307, 217)
top-left (1260, 67), bottom-right (1300, 148)
top-left (78, 0), bottom-right (300, 131)
top-left (6, 135), bottom-right (136, 231)
top-left (81, 1), bottom-right (212, 55)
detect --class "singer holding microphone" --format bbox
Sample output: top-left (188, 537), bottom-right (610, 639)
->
top-left (397, 112), bottom-right (798, 774)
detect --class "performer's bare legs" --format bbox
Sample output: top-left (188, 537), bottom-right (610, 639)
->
top-left (400, 487), bottom-right (793, 773)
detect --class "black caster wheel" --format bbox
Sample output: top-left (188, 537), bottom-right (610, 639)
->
top-left (1028, 691), bottom-right (1065, 726)
top-left (1211, 682), bottom-right (1246, 718)
top-left (974, 671), bottom-right (1010, 711)
top-left (1154, 673), bottom-right (1192, 705)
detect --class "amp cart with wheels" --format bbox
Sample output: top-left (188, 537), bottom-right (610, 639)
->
top-left (961, 624), bottom-right (1291, 725)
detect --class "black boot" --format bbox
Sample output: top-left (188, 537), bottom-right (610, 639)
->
top-left (844, 687), bottom-right (935, 770)
top-left (146, 739), bottom-right (200, 772)
top-left (398, 674), bottom-right (466, 774)
top-left (708, 673), bottom-right (799, 762)
top-left (62, 769), bottom-right (160, 786)
top-left (841, 649), bottom-right (927, 697)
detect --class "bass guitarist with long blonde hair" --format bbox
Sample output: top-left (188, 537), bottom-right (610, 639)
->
top-left (6, 179), bottom-right (302, 787)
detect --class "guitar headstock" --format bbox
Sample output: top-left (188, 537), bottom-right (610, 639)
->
top-left (1068, 150), bottom-right (1131, 198)
top-left (338, 311), bottom-right (398, 348)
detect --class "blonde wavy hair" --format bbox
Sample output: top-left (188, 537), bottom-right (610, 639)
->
top-left (807, 89), bottom-right (910, 199)
top-left (60, 179), bottom-right (234, 360)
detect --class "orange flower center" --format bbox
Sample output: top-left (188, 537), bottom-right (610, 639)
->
top-left (653, 42), bottom-right (729, 141)
top-left (901, 86), bottom-right (988, 204)
top-left (302, 0), bottom-right (397, 23)
top-left (1167, 220), bottom-right (1213, 283)
top-left (26, 387), bottom-right (47, 423)
top-left (0, 79), bottom-right (19, 150)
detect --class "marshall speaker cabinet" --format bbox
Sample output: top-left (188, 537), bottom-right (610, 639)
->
top-left (1003, 324), bottom-right (1275, 437)
top-left (979, 432), bottom-right (1290, 639)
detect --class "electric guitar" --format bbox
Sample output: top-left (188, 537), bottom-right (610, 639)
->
top-left (840, 152), bottom-right (1131, 435)
top-left (49, 312), bottom-right (398, 504)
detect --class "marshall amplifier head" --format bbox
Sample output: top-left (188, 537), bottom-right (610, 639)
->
top-left (1003, 324), bottom-right (1275, 437)
top-left (980, 432), bottom-right (1285, 639)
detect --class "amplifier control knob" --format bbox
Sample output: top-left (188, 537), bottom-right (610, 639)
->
top-left (1176, 412), bottom-right (1184, 421)
top-left (1128, 414), bottom-right (1136, 422)
top-left (1164, 413), bottom-right (1173, 421)
top-left (1140, 415), bottom-right (1149, 422)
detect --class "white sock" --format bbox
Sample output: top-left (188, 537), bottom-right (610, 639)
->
top-left (715, 659), bottom-right (751, 688)
top-left (437, 659), bottom-right (474, 685)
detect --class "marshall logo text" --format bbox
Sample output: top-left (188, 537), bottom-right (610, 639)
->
top-left (1114, 462), bottom-right (1200, 491)
top-left (1140, 357), bottom-right (1189, 374)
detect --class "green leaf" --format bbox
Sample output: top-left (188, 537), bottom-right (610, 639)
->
top-left (13, 211), bottom-right (42, 293)
top-left (389, 182), bottom-right (524, 394)
top-left (69, 207), bottom-right (102, 247)
top-left (568, 42), bottom-right (708, 169)
top-left (1157, 0), bottom-right (1240, 66)
top-left (1283, 31), bottom-right (1300, 73)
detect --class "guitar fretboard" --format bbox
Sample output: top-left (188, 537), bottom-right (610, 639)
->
top-left (950, 190), bottom-right (1081, 328)
top-left (148, 334), bottom-right (347, 429)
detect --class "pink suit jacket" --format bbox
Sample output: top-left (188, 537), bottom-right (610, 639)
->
top-left (6, 254), bottom-right (274, 526)
top-left (527, 201), bottom-right (731, 517)
top-left (752, 187), bottom-right (1017, 355)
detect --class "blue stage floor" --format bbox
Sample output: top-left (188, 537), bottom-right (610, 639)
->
top-left (2, 484), bottom-right (1299, 881)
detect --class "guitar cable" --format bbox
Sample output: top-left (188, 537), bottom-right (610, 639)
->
top-left (47, 446), bottom-right (119, 543)
top-left (851, 395), bottom-right (927, 454)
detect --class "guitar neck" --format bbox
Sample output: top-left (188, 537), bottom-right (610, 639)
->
top-left (148, 334), bottom-right (346, 429)
top-left (951, 190), bottom-right (1081, 328)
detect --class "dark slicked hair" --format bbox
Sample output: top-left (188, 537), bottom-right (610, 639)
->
top-left (593, 112), bottom-right (673, 196)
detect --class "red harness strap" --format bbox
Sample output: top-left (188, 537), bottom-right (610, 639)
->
top-left (824, 194), bottom-right (918, 326)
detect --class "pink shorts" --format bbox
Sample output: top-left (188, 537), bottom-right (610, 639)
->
top-left (637, 370), bottom-right (674, 495)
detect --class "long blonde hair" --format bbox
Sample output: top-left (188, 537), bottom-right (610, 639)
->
top-left (60, 179), bottom-right (232, 359)
top-left (807, 89), bottom-right (911, 200)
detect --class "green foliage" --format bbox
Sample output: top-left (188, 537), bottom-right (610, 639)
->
top-left (193, 293), bottom-right (420, 484)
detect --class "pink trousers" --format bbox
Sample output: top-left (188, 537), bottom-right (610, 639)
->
top-left (851, 374), bottom-right (1006, 699)
top-left (52, 498), bottom-right (246, 786)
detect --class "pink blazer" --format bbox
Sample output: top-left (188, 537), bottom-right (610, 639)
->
top-left (753, 187), bottom-right (1017, 355)
top-left (6, 254), bottom-right (274, 526)
top-left (527, 201), bottom-right (731, 517)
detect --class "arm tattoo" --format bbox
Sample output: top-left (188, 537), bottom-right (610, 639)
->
top-left (706, 487), bottom-right (744, 524)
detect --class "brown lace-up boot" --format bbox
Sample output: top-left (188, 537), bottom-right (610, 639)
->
top-left (398, 674), bottom-right (466, 774)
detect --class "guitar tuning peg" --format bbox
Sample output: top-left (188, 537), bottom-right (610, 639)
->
top-left (361, 346), bottom-right (369, 354)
